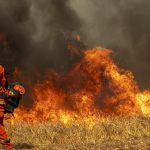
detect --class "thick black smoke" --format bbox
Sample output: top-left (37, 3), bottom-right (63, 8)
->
top-left (71, 0), bottom-right (150, 89)
top-left (0, 0), bottom-right (82, 76)
top-left (0, 0), bottom-right (150, 89)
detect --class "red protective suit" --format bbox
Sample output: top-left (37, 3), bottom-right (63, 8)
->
top-left (0, 65), bottom-right (13, 150)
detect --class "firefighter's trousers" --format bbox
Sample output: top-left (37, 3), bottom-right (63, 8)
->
top-left (0, 105), bottom-right (12, 150)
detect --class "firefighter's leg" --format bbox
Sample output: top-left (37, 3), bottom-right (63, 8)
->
top-left (0, 107), bottom-right (13, 150)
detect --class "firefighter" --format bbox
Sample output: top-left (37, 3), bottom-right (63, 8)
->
top-left (0, 65), bottom-right (13, 150)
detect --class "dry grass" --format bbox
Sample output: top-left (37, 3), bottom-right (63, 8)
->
top-left (4, 116), bottom-right (150, 150)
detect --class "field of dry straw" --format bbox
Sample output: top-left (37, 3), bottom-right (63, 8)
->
top-left (3, 116), bottom-right (150, 150)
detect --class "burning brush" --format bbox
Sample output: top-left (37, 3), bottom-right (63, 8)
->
top-left (13, 47), bottom-right (150, 126)
top-left (1, 33), bottom-right (150, 126)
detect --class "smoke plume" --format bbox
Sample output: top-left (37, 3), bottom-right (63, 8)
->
top-left (71, 0), bottom-right (150, 89)
top-left (0, 0), bottom-right (150, 89)
top-left (0, 0), bottom-right (82, 75)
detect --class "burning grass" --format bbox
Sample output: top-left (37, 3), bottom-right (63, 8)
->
top-left (5, 116), bottom-right (150, 150)
top-left (14, 47), bottom-right (150, 124)
top-left (3, 46), bottom-right (150, 149)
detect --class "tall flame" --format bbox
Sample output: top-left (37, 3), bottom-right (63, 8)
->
top-left (14, 47), bottom-right (150, 125)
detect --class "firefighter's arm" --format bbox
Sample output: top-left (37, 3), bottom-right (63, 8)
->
top-left (7, 84), bottom-right (25, 97)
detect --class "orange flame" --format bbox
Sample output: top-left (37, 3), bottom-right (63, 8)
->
top-left (13, 47), bottom-right (150, 126)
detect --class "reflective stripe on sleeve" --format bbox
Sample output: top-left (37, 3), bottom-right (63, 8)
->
top-left (0, 99), bottom-right (6, 105)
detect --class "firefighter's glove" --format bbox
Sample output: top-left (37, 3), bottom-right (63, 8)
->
top-left (14, 84), bottom-right (25, 95)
